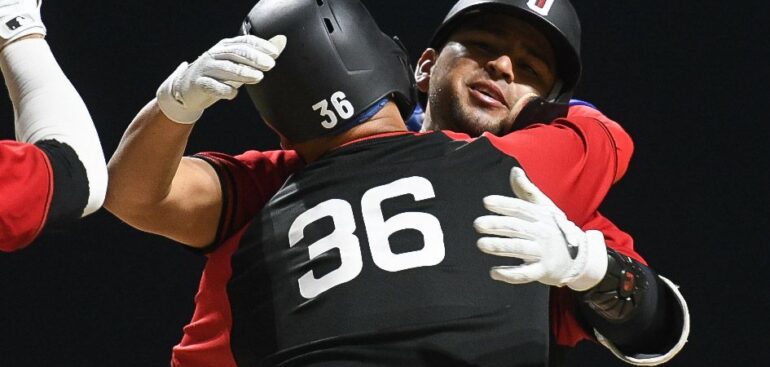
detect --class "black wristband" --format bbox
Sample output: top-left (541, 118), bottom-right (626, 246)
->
top-left (577, 249), bottom-right (679, 355)
top-left (581, 248), bottom-right (649, 322)
top-left (35, 139), bottom-right (89, 230)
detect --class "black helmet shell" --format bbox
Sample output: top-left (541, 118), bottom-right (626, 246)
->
top-left (242, 0), bottom-right (417, 143)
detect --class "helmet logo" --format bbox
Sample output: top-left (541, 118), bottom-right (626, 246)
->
top-left (313, 91), bottom-right (356, 129)
top-left (527, 0), bottom-right (555, 16)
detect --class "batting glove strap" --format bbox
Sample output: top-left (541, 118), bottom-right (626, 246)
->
top-left (565, 228), bottom-right (609, 291)
top-left (156, 62), bottom-right (203, 124)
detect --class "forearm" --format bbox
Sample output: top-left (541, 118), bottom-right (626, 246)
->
top-left (108, 33), bottom-right (285, 209)
top-left (576, 249), bottom-right (689, 363)
top-left (105, 100), bottom-right (193, 216)
top-left (105, 34), bottom-right (284, 247)
top-left (1, 37), bottom-right (107, 216)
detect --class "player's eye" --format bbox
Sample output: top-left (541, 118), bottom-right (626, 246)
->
top-left (518, 62), bottom-right (540, 78)
top-left (468, 41), bottom-right (496, 54)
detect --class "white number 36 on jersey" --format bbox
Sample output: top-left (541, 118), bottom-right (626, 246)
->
top-left (288, 176), bottom-right (446, 299)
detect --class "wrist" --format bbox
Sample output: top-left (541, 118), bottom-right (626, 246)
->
top-left (568, 230), bottom-right (608, 291)
top-left (156, 62), bottom-right (203, 124)
top-left (580, 248), bottom-right (648, 321)
top-left (0, 32), bottom-right (43, 51)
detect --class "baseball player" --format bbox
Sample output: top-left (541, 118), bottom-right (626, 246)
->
top-left (0, 0), bottom-right (107, 251)
top-left (106, 1), bottom-right (684, 366)
top-left (411, 0), bottom-right (689, 364)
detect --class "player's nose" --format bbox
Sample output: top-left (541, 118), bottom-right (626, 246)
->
top-left (485, 55), bottom-right (515, 84)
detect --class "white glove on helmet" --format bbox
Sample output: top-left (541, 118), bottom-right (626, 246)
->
top-left (157, 34), bottom-right (287, 124)
top-left (474, 167), bottom-right (608, 291)
top-left (0, 0), bottom-right (45, 48)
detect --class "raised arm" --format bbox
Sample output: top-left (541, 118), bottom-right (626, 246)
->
top-left (105, 35), bottom-right (285, 248)
top-left (1, 0), bottom-right (107, 250)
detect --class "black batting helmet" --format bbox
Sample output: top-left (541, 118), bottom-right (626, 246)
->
top-left (241, 0), bottom-right (417, 143)
top-left (430, 0), bottom-right (582, 104)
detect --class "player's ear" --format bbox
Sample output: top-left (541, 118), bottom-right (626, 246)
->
top-left (415, 48), bottom-right (437, 93)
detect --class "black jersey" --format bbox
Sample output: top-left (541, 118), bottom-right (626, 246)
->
top-left (228, 132), bottom-right (550, 366)
top-left (174, 107), bottom-right (643, 367)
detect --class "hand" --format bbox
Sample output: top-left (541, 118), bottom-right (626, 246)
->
top-left (0, 0), bottom-right (45, 48)
top-left (474, 167), bottom-right (608, 291)
top-left (156, 34), bottom-right (286, 124)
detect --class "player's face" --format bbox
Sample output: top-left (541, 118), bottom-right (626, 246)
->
top-left (419, 14), bottom-right (556, 136)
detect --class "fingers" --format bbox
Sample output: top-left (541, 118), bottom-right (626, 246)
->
top-left (509, 167), bottom-right (555, 207)
top-left (195, 76), bottom-right (238, 101)
top-left (210, 45), bottom-right (277, 72)
top-left (157, 35), bottom-right (284, 123)
top-left (482, 195), bottom-right (548, 219)
top-left (268, 35), bottom-right (287, 55)
top-left (490, 264), bottom-right (545, 285)
top-left (205, 34), bottom-right (287, 86)
top-left (204, 59), bottom-right (265, 84)
top-left (474, 215), bottom-right (538, 239)
top-left (220, 34), bottom-right (285, 59)
top-left (477, 237), bottom-right (541, 262)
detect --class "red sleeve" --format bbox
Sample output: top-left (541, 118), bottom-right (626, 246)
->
top-left (485, 105), bottom-right (633, 226)
top-left (0, 141), bottom-right (54, 252)
top-left (194, 149), bottom-right (303, 249)
top-left (485, 106), bottom-right (644, 346)
top-left (566, 105), bottom-right (634, 183)
top-left (582, 211), bottom-right (644, 264)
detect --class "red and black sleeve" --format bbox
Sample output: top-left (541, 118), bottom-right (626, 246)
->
top-left (1, 138), bottom-right (94, 252)
top-left (192, 150), bottom-right (303, 253)
top-left (170, 150), bottom-right (302, 366)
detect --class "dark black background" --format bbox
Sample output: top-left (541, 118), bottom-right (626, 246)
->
top-left (1, 1), bottom-right (767, 366)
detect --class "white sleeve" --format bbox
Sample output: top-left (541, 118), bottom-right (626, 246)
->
top-left (1, 38), bottom-right (107, 216)
top-left (595, 275), bottom-right (691, 366)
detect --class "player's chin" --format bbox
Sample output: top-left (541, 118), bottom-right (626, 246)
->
top-left (459, 108), bottom-right (509, 137)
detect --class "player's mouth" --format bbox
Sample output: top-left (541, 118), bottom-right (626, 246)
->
top-left (468, 81), bottom-right (510, 110)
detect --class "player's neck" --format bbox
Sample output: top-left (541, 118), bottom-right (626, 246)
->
top-left (420, 105), bottom-right (437, 132)
top-left (292, 103), bottom-right (408, 163)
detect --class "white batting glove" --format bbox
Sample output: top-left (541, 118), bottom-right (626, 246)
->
top-left (0, 0), bottom-right (45, 48)
top-left (474, 167), bottom-right (608, 291)
top-left (156, 34), bottom-right (287, 124)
